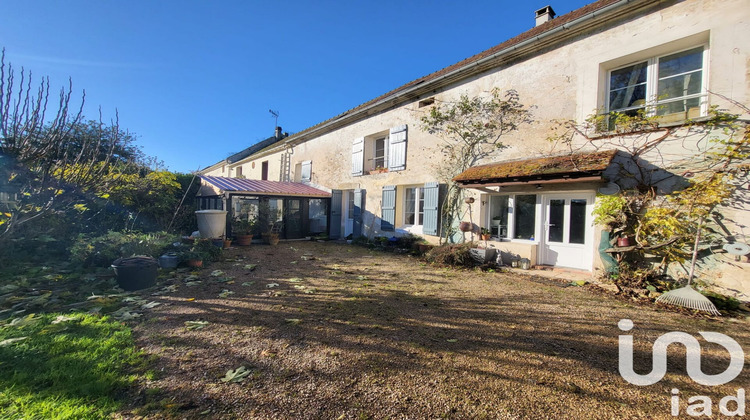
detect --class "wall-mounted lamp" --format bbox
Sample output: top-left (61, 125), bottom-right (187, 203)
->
top-left (535, 184), bottom-right (543, 190)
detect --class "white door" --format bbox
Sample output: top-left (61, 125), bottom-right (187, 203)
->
top-left (540, 193), bottom-right (594, 270)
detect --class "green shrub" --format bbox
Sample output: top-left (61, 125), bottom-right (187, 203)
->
top-left (70, 231), bottom-right (177, 267)
top-left (703, 291), bottom-right (741, 311)
top-left (190, 238), bottom-right (223, 262)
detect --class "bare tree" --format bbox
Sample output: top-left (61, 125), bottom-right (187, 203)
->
top-left (419, 89), bottom-right (532, 243)
top-left (0, 49), bottom-right (124, 238)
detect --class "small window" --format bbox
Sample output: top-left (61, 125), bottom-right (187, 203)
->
top-left (261, 161), bottom-right (269, 180)
top-left (235, 166), bottom-right (243, 178)
top-left (300, 161), bottom-right (312, 182)
top-left (352, 126), bottom-right (407, 175)
top-left (607, 46), bottom-right (706, 124)
top-left (373, 137), bottom-right (386, 169)
top-left (418, 97), bottom-right (435, 108)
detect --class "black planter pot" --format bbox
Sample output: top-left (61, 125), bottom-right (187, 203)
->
top-left (111, 256), bottom-right (158, 291)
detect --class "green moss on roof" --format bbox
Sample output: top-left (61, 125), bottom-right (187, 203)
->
top-left (453, 150), bottom-right (618, 182)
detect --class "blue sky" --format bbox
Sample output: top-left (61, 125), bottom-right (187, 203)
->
top-left (1, 1), bottom-right (592, 173)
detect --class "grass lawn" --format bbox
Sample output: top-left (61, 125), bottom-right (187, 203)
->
top-left (0, 313), bottom-right (145, 419)
top-left (115, 241), bottom-right (749, 419)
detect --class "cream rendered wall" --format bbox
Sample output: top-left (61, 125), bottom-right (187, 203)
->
top-left (204, 0), bottom-right (749, 296)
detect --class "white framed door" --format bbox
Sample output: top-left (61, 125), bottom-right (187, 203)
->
top-left (540, 193), bottom-right (595, 270)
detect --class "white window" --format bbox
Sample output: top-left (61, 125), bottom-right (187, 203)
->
top-left (607, 46), bottom-right (707, 123)
top-left (487, 194), bottom-right (538, 241)
top-left (351, 125), bottom-right (407, 176)
top-left (373, 137), bottom-right (387, 169)
top-left (404, 186), bottom-right (425, 226)
top-left (300, 160), bottom-right (312, 182)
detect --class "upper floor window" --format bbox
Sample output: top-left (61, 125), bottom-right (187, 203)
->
top-left (235, 166), bottom-right (244, 178)
top-left (607, 46), bottom-right (706, 124)
top-left (352, 125), bottom-right (407, 176)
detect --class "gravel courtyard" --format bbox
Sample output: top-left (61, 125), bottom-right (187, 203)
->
top-left (121, 241), bottom-right (750, 419)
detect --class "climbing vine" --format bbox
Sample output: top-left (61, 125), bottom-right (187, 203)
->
top-left (551, 98), bottom-right (749, 281)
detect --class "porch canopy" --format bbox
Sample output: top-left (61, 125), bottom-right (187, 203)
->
top-left (452, 150), bottom-right (618, 188)
top-left (199, 175), bottom-right (330, 198)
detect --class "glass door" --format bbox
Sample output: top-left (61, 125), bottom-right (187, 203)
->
top-left (540, 193), bottom-right (593, 270)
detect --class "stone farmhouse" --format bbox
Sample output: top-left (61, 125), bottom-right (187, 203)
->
top-left (199, 0), bottom-right (750, 298)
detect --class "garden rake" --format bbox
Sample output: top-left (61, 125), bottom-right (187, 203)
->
top-left (655, 217), bottom-right (721, 316)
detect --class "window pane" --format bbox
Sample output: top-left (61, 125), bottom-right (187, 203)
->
top-left (405, 187), bottom-right (416, 225)
top-left (309, 199), bottom-right (328, 233)
top-left (374, 137), bottom-right (386, 168)
top-left (514, 195), bottom-right (536, 240)
top-left (417, 188), bottom-right (424, 225)
top-left (569, 199), bottom-right (587, 244)
top-left (658, 47), bottom-right (703, 79)
top-left (657, 70), bottom-right (702, 100)
top-left (609, 84), bottom-right (647, 111)
top-left (609, 62), bottom-right (647, 113)
top-left (490, 196), bottom-right (509, 238)
top-left (610, 62), bottom-right (647, 89)
top-left (548, 199), bottom-right (564, 243)
top-left (657, 96), bottom-right (702, 116)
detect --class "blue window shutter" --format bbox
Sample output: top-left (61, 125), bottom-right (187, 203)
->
top-left (301, 160), bottom-right (312, 182)
top-left (353, 189), bottom-right (365, 238)
top-left (388, 125), bottom-right (407, 171)
top-left (352, 137), bottom-right (364, 176)
top-left (422, 182), bottom-right (440, 236)
top-left (330, 190), bottom-right (342, 239)
top-left (381, 185), bottom-right (396, 231)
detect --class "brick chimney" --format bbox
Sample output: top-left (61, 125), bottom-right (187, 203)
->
top-left (535, 5), bottom-right (556, 27)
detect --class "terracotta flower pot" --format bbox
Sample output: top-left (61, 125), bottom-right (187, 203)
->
top-left (235, 234), bottom-right (253, 246)
top-left (187, 259), bottom-right (203, 268)
top-left (617, 236), bottom-right (631, 247)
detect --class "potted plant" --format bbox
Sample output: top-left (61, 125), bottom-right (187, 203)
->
top-left (232, 218), bottom-right (256, 246)
top-left (369, 166), bottom-right (388, 174)
top-left (111, 256), bottom-right (159, 290)
top-left (222, 237), bottom-right (233, 249)
top-left (181, 251), bottom-right (205, 268)
top-left (480, 227), bottom-right (492, 241)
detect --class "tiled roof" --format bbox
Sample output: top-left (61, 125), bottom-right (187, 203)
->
top-left (453, 150), bottom-right (618, 184)
top-left (200, 176), bottom-right (331, 197)
top-left (225, 132), bottom-right (289, 164)
top-left (284, 0), bottom-right (626, 142)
